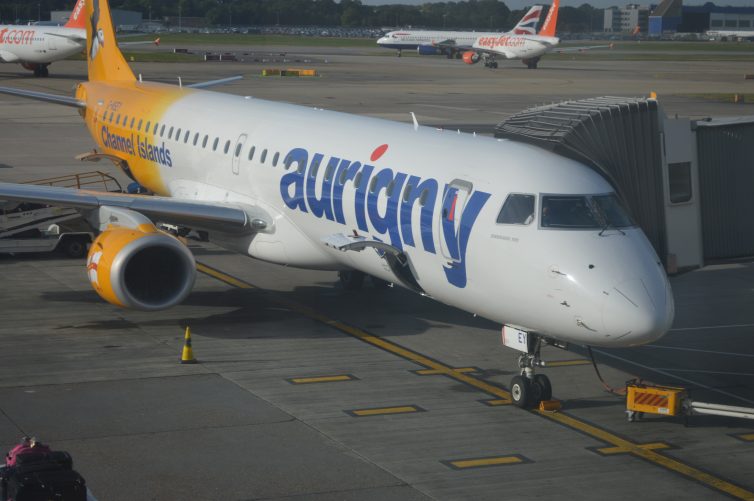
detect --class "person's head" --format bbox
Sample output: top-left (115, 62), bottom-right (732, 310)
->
top-left (28, 437), bottom-right (38, 447)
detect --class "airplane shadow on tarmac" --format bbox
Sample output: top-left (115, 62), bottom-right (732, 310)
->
top-left (42, 281), bottom-right (499, 340)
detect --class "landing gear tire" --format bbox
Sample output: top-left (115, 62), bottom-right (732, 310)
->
top-left (534, 374), bottom-right (552, 401)
top-left (339, 270), bottom-right (365, 290)
top-left (371, 276), bottom-right (390, 289)
top-left (510, 375), bottom-right (531, 408)
top-left (33, 65), bottom-right (49, 77)
top-left (61, 237), bottom-right (87, 259)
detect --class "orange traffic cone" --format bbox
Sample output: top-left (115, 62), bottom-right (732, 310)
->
top-left (180, 326), bottom-right (197, 364)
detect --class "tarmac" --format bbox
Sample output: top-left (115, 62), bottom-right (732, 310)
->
top-left (0, 48), bottom-right (753, 500)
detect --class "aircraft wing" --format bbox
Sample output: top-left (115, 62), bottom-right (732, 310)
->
top-left (0, 182), bottom-right (267, 235)
top-left (550, 43), bottom-right (614, 53)
top-left (44, 32), bottom-right (86, 43)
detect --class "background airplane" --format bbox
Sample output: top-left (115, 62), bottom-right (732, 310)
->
top-left (463, 0), bottom-right (611, 69)
top-left (376, 5), bottom-right (542, 59)
top-left (0, 0), bottom-right (673, 409)
top-left (0, 0), bottom-right (86, 77)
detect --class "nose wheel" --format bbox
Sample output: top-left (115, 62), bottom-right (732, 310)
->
top-left (503, 329), bottom-right (554, 408)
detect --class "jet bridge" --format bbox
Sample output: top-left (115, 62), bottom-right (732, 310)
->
top-left (494, 97), bottom-right (669, 267)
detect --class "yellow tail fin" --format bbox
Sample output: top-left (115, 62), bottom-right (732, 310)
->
top-left (86, 0), bottom-right (135, 81)
top-left (538, 0), bottom-right (560, 37)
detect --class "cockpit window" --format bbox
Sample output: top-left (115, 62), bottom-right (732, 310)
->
top-left (541, 193), bottom-right (634, 230)
top-left (591, 194), bottom-right (634, 228)
top-left (497, 194), bottom-right (535, 225)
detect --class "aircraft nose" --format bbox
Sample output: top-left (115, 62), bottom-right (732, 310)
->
top-left (602, 277), bottom-right (673, 345)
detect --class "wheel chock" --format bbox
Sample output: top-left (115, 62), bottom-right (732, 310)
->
top-left (539, 400), bottom-right (561, 412)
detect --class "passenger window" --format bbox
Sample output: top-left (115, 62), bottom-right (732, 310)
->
top-left (213, 138), bottom-right (219, 151)
top-left (184, 131), bottom-right (190, 143)
top-left (338, 167), bottom-right (348, 185)
top-left (202, 135), bottom-right (208, 148)
top-left (235, 143), bottom-right (242, 157)
top-left (497, 194), bottom-right (535, 225)
top-left (248, 146), bottom-right (256, 161)
top-left (261, 149), bottom-right (268, 164)
top-left (324, 162), bottom-right (335, 181)
top-left (668, 162), bottom-right (692, 204)
top-left (354, 172), bottom-right (363, 187)
top-left (419, 189), bottom-right (429, 206)
top-left (386, 180), bottom-right (396, 197)
top-left (115, 114), bottom-right (121, 125)
top-left (137, 119), bottom-right (143, 131)
top-left (193, 133), bottom-right (199, 146)
top-left (272, 152), bottom-right (279, 166)
top-left (145, 121), bottom-right (151, 131)
top-left (309, 157), bottom-right (320, 178)
top-left (224, 140), bottom-right (230, 154)
top-left (176, 128), bottom-right (181, 140)
top-left (160, 125), bottom-right (166, 137)
top-left (369, 177), bottom-right (378, 194)
top-left (153, 123), bottom-right (159, 134)
top-left (402, 184), bottom-right (413, 203)
top-left (168, 126), bottom-right (173, 139)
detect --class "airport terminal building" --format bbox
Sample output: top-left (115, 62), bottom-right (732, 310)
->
top-left (648, 0), bottom-right (754, 35)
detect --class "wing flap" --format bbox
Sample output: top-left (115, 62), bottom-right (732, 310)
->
top-left (0, 182), bottom-right (265, 235)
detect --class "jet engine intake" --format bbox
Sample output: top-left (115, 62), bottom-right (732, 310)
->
top-left (462, 51), bottom-right (480, 64)
top-left (87, 226), bottom-right (195, 310)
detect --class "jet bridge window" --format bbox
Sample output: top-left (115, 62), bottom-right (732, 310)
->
top-left (497, 193), bottom-right (535, 225)
top-left (541, 194), bottom-right (633, 230)
top-left (668, 162), bottom-right (692, 204)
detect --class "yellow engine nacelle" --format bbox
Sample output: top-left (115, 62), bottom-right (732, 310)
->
top-left (86, 225), bottom-right (195, 311)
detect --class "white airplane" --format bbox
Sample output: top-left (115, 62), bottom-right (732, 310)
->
top-left (0, 0), bottom-right (674, 408)
top-left (376, 5), bottom-right (543, 58)
top-left (706, 29), bottom-right (754, 41)
top-left (0, 0), bottom-right (86, 77)
top-left (463, 0), bottom-right (610, 69)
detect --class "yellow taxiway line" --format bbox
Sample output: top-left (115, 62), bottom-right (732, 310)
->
top-left (197, 261), bottom-right (754, 500)
top-left (348, 405), bottom-right (423, 417)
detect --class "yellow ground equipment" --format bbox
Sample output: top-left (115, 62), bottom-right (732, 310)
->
top-left (626, 382), bottom-right (754, 423)
top-left (626, 383), bottom-right (686, 421)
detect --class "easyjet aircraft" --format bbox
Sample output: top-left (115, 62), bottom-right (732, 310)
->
top-left (376, 5), bottom-right (543, 58)
top-left (0, 0), bottom-right (86, 76)
top-left (463, 0), bottom-right (610, 68)
top-left (0, 0), bottom-right (674, 408)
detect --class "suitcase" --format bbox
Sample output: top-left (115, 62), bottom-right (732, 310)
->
top-left (6, 468), bottom-right (87, 501)
top-left (3, 451), bottom-right (86, 501)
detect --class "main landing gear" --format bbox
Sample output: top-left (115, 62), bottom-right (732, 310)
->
top-left (338, 270), bottom-right (389, 290)
top-left (502, 326), bottom-right (554, 408)
top-left (483, 59), bottom-right (498, 69)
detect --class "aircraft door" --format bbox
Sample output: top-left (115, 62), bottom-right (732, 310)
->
top-left (232, 134), bottom-right (247, 175)
top-left (438, 179), bottom-right (473, 262)
top-left (45, 34), bottom-right (58, 52)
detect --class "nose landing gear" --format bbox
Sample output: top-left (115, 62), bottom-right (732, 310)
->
top-left (502, 326), bottom-right (555, 408)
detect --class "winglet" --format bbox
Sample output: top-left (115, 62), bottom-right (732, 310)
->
top-left (64, 0), bottom-right (86, 29)
top-left (86, 0), bottom-right (135, 82)
top-left (538, 0), bottom-right (559, 37)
